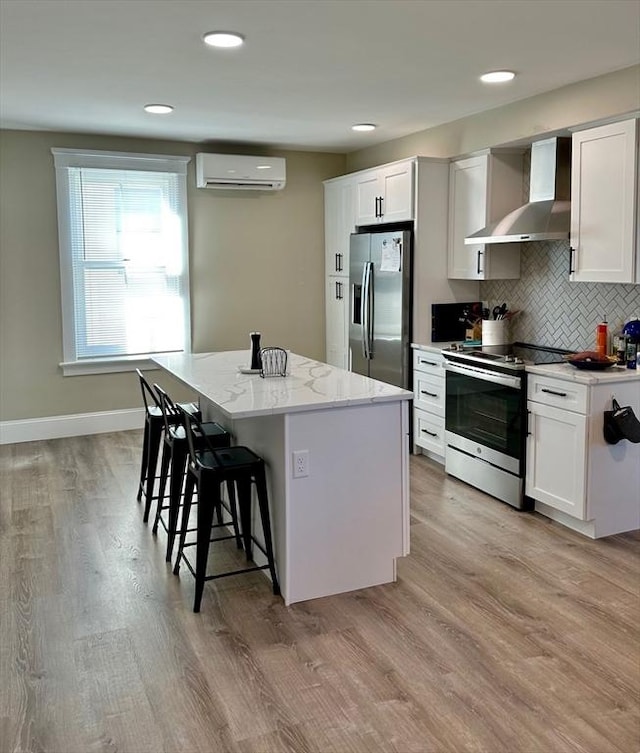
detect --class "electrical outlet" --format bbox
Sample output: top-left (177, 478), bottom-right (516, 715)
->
top-left (292, 450), bottom-right (309, 478)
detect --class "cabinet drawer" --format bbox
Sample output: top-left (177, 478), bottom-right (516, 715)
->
top-left (413, 349), bottom-right (444, 376)
top-left (414, 408), bottom-right (445, 455)
top-left (528, 375), bottom-right (588, 414)
top-left (414, 373), bottom-right (445, 415)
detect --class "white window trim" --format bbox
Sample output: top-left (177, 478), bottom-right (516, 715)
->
top-left (52, 148), bottom-right (191, 376)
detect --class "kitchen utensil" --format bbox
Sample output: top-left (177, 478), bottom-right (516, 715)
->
top-left (492, 303), bottom-right (507, 320)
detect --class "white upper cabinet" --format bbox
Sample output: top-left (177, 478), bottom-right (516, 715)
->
top-left (324, 176), bottom-right (355, 277)
top-left (447, 152), bottom-right (523, 280)
top-left (570, 119), bottom-right (639, 283)
top-left (354, 159), bottom-right (414, 225)
top-left (324, 175), bottom-right (355, 369)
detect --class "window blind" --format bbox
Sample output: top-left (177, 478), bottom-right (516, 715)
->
top-left (52, 149), bottom-right (190, 369)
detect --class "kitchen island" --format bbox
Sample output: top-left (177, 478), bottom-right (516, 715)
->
top-left (153, 350), bottom-right (412, 605)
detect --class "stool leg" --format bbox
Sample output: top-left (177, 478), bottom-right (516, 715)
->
top-left (143, 419), bottom-right (162, 519)
top-left (152, 440), bottom-right (171, 532)
top-left (173, 471), bottom-right (195, 575)
top-left (226, 480), bottom-right (243, 550)
top-left (236, 477), bottom-right (253, 561)
top-left (137, 419), bottom-right (150, 501)
top-left (254, 466), bottom-right (280, 596)
top-left (166, 442), bottom-right (188, 562)
top-left (194, 475), bottom-right (216, 613)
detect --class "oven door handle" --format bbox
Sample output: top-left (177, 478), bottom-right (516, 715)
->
top-left (444, 361), bottom-right (522, 390)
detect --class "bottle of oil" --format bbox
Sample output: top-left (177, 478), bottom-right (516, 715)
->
top-left (595, 316), bottom-right (608, 357)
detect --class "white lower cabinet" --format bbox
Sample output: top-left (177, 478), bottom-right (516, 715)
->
top-left (325, 275), bottom-right (348, 369)
top-left (525, 371), bottom-right (640, 538)
top-left (525, 400), bottom-right (588, 518)
top-left (412, 347), bottom-right (445, 462)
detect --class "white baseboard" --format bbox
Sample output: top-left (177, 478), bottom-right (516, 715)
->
top-left (0, 408), bottom-right (145, 445)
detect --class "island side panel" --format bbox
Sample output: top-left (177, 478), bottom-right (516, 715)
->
top-left (284, 400), bottom-right (409, 604)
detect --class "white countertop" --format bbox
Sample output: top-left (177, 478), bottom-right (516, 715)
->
top-left (526, 362), bottom-right (640, 385)
top-left (153, 350), bottom-right (412, 419)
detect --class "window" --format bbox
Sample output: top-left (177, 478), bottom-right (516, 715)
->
top-left (52, 148), bottom-right (191, 375)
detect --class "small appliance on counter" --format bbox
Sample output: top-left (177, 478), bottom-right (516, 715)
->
top-left (431, 301), bottom-right (482, 343)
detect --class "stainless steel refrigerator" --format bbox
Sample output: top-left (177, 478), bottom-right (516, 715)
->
top-left (349, 229), bottom-right (412, 388)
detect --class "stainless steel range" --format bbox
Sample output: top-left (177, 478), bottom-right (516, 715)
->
top-left (443, 342), bottom-right (574, 509)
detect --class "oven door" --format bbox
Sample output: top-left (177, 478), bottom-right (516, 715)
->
top-left (445, 360), bottom-right (524, 462)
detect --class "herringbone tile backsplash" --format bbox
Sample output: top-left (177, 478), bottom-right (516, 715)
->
top-left (480, 240), bottom-right (640, 352)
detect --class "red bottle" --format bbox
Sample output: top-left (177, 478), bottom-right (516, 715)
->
top-left (596, 318), bottom-right (608, 357)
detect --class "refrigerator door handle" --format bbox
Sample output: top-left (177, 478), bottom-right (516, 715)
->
top-left (360, 264), bottom-right (368, 358)
top-left (363, 261), bottom-right (373, 359)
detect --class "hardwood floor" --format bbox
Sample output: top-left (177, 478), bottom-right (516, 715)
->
top-left (1, 431), bottom-right (638, 753)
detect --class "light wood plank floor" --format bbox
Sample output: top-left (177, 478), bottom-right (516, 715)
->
top-left (1, 430), bottom-right (638, 753)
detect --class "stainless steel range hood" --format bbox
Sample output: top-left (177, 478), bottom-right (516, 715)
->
top-left (465, 137), bottom-right (571, 244)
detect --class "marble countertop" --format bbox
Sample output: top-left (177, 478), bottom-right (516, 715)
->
top-left (153, 350), bottom-right (412, 419)
top-left (526, 362), bottom-right (640, 385)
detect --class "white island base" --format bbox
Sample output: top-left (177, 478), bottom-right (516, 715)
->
top-left (154, 351), bottom-right (411, 605)
top-left (205, 400), bottom-right (409, 605)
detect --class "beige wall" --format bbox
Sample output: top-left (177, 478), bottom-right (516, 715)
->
top-left (0, 130), bottom-right (345, 420)
top-left (346, 65), bottom-right (640, 170)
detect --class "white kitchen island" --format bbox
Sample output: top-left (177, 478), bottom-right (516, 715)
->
top-left (153, 350), bottom-right (412, 605)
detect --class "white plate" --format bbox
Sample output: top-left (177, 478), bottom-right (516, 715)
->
top-left (238, 366), bottom-right (261, 374)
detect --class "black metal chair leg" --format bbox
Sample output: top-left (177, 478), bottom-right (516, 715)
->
top-left (137, 420), bottom-right (151, 501)
top-left (166, 442), bottom-right (188, 562)
top-left (225, 480), bottom-right (243, 549)
top-left (153, 442), bottom-right (172, 534)
top-left (143, 420), bottom-right (162, 522)
top-left (254, 466), bottom-right (280, 596)
top-left (173, 471), bottom-right (195, 575)
top-left (194, 477), bottom-right (216, 613)
top-left (236, 477), bottom-right (253, 561)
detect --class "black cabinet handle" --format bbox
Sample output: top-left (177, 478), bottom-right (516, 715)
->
top-left (421, 428), bottom-right (438, 437)
top-left (420, 390), bottom-right (438, 398)
top-left (569, 246), bottom-right (576, 274)
top-left (379, 196), bottom-right (384, 217)
top-left (526, 409), bottom-right (531, 436)
top-left (336, 252), bottom-right (343, 272)
top-left (419, 359), bottom-right (438, 367)
top-left (541, 388), bottom-right (567, 398)
top-left (335, 281), bottom-right (343, 300)
top-left (374, 197), bottom-right (379, 217)
top-left (476, 249), bottom-right (483, 275)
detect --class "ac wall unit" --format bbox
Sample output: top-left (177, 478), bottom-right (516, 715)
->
top-left (195, 153), bottom-right (286, 190)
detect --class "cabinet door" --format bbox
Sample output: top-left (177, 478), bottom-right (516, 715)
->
top-left (448, 156), bottom-right (488, 279)
top-left (354, 171), bottom-right (381, 225)
top-left (380, 161), bottom-right (414, 222)
top-left (325, 276), bottom-right (349, 369)
top-left (525, 401), bottom-right (588, 519)
top-left (324, 178), bottom-right (354, 277)
top-left (570, 119), bottom-right (638, 283)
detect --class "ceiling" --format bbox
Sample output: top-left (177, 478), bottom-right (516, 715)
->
top-left (1, 0), bottom-right (638, 153)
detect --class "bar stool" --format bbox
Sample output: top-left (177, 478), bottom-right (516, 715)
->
top-left (135, 368), bottom-right (201, 523)
top-left (173, 405), bottom-right (280, 612)
top-left (153, 384), bottom-right (233, 563)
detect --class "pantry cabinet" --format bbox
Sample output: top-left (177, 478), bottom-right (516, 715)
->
top-left (354, 159), bottom-right (414, 225)
top-left (324, 175), bottom-right (355, 369)
top-left (525, 369), bottom-right (640, 538)
top-left (447, 152), bottom-right (523, 280)
top-left (570, 118), bottom-right (639, 283)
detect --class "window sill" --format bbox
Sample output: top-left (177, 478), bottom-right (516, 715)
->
top-left (60, 354), bottom-right (173, 376)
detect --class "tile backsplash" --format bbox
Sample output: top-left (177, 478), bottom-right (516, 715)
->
top-left (480, 239), bottom-right (640, 352)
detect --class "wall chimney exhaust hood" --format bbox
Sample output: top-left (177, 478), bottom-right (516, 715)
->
top-left (465, 137), bottom-right (571, 244)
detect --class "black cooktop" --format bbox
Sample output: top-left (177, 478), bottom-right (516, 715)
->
top-left (444, 342), bottom-right (576, 371)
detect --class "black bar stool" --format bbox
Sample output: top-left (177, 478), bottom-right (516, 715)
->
top-left (173, 405), bottom-right (280, 612)
top-left (153, 384), bottom-right (233, 563)
top-left (135, 368), bottom-right (201, 523)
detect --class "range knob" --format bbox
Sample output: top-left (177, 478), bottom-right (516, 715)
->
top-left (505, 355), bottom-right (515, 362)
top-left (514, 357), bottom-right (524, 364)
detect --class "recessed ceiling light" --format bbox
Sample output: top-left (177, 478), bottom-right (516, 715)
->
top-left (352, 123), bottom-right (376, 132)
top-left (144, 104), bottom-right (174, 114)
top-left (480, 70), bottom-right (516, 83)
top-left (203, 31), bottom-right (244, 48)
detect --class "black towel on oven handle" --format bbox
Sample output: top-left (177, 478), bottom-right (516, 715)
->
top-left (604, 398), bottom-right (640, 444)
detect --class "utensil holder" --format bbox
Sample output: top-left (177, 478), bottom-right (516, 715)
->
top-left (482, 319), bottom-right (509, 346)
